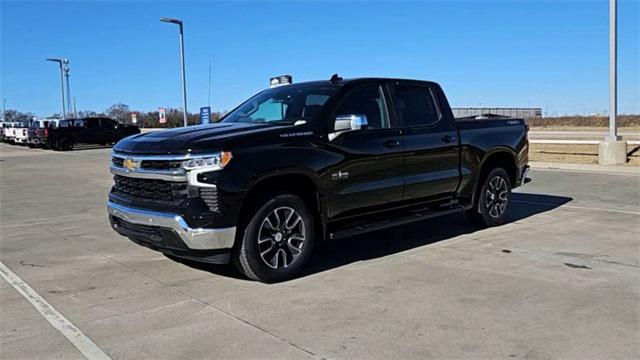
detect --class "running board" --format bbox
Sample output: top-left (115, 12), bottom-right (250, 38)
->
top-left (329, 206), bottom-right (465, 240)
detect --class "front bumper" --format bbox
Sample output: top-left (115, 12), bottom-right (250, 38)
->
top-left (107, 201), bottom-right (236, 250)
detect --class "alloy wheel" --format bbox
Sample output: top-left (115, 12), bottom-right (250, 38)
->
top-left (257, 207), bottom-right (306, 269)
top-left (485, 175), bottom-right (509, 218)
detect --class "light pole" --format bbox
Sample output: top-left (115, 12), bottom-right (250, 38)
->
top-left (161, 17), bottom-right (189, 127)
top-left (608, 0), bottom-right (618, 141)
top-left (63, 59), bottom-right (76, 118)
top-left (599, 0), bottom-right (627, 164)
top-left (46, 58), bottom-right (66, 119)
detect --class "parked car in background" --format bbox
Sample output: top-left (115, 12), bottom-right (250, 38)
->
top-left (47, 117), bottom-right (140, 151)
top-left (27, 119), bottom-right (55, 147)
top-left (0, 122), bottom-right (9, 142)
top-left (13, 120), bottom-right (32, 145)
top-left (3, 122), bottom-right (16, 143)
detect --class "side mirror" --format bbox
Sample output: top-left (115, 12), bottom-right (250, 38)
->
top-left (334, 114), bottom-right (368, 132)
top-left (329, 114), bottom-right (368, 141)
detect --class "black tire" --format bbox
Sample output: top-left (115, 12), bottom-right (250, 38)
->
top-left (59, 138), bottom-right (74, 151)
top-left (233, 193), bottom-right (315, 283)
top-left (466, 167), bottom-right (512, 227)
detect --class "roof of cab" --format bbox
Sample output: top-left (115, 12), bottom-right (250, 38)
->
top-left (281, 77), bottom-right (439, 88)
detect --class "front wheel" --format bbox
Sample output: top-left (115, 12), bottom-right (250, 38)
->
top-left (233, 193), bottom-right (315, 283)
top-left (466, 167), bottom-right (512, 227)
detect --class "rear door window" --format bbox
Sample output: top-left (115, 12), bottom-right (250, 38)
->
top-left (85, 119), bottom-right (99, 129)
top-left (393, 85), bottom-right (441, 127)
top-left (100, 119), bottom-right (117, 130)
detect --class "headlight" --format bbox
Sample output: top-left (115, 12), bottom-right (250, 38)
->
top-left (182, 151), bottom-right (233, 171)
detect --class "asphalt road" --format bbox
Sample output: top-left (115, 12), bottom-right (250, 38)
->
top-left (1, 143), bottom-right (639, 360)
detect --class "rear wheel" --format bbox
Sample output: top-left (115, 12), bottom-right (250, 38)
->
top-left (233, 193), bottom-right (315, 283)
top-left (466, 167), bottom-right (511, 227)
top-left (59, 138), bottom-right (74, 151)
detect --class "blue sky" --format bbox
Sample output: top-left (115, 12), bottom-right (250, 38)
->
top-left (1, 0), bottom-right (638, 117)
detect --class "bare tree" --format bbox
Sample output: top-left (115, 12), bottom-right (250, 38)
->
top-left (3, 109), bottom-right (35, 122)
top-left (105, 103), bottom-right (131, 123)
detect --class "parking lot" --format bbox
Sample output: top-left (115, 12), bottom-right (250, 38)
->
top-left (1, 143), bottom-right (638, 359)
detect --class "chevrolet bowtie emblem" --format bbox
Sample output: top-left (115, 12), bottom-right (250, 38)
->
top-left (123, 158), bottom-right (139, 171)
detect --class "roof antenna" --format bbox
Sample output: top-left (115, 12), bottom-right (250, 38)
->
top-left (329, 73), bottom-right (343, 84)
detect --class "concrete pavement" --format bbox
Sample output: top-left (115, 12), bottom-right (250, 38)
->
top-left (1, 143), bottom-right (639, 359)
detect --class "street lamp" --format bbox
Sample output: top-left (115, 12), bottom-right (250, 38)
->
top-left (46, 58), bottom-right (67, 119)
top-left (63, 59), bottom-right (75, 119)
top-left (161, 17), bottom-right (189, 127)
top-left (598, 0), bottom-right (627, 164)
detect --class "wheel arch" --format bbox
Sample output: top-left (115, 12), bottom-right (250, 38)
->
top-left (471, 149), bottom-right (518, 207)
top-left (238, 171), bottom-right (327, 242)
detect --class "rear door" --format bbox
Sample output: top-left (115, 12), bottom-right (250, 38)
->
top-left (82, 119), bottom-right (102, 143)
top-left (325, 83), bottom-right (404, 219)
top-left (392, 82), bottom-right (460, 201)
top-left (99, 118), bottom-right (119, 142)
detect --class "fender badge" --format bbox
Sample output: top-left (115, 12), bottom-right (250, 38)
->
top-left (331, 171), bottom-right (349, 180)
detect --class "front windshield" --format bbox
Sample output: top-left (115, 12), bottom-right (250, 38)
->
top-left (223, 85), bottom-right (337, 124)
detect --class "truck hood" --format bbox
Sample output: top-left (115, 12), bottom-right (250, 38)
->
top-left (114, 122), bottom-right (276, 154)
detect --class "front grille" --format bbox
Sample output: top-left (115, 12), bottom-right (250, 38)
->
top-left (141, 160), bottom-right (182, 170)
top-left (112, 157), bottom-right (124, 167)
top-left (112, 157), bottom-right (181, 170)
top-left (113, 175), bottom-right (187, 203)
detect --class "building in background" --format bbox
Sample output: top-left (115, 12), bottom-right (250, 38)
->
top-left (452, 108), bottom-right (542, 119)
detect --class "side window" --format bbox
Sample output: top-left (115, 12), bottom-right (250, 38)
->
top-left (85, 120), bottom-right (99, 129)
top-left (335, 86), bottom-right (390, 129)
top-left (394, 85), bottom-right (440, 127)
top-left (101, 119), bottom-right (117, 130)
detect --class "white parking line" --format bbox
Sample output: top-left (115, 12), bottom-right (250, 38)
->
top-left (0, 261), bottom-right (111, 360)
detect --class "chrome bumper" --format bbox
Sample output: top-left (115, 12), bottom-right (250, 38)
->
top-left (107, 201), bottom-right (236, 250)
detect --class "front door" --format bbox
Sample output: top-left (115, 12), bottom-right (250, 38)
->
top-left (325, 84), bottom-right (404, 219)
top-left (391, 83), bottom-right (460, 202)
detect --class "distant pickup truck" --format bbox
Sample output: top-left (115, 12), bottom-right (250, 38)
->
top-left (47, 117), bottom-right (139, 151)
top-left (107, 76), bottom-right (530, 282)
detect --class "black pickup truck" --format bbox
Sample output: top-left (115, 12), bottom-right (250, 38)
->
top-left (107, 76), bottom-right (529, 282)
top-left (48, 117), bottom-right (140, 150)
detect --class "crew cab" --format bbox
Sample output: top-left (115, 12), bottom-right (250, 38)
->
top-left (48, 117), bottom-right (140, 151)
top-left (107, 76), bottom-right (529, 282)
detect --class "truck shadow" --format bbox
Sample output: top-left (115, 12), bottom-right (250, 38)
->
top-left (175, 192), bottom-right (572, 281)
top-left (302, 192), bottom-right (572, 278)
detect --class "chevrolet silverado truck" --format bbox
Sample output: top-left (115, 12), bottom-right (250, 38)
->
top-left (48, 117), bottom-right (140, 151)
top-left (107, 76), bottom-right (529, 282)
